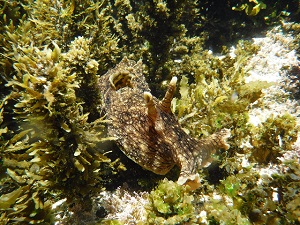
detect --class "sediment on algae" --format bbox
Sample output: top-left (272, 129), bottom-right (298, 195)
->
top-left (1, 0), bottom-right (300, 224)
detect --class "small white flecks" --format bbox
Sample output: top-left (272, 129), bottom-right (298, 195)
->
top-left (272, 188), bottom-right (279, 202)
top-left (248, 113), bottom-right (265, 127)
top-left (198, 210), bottom-right (208, 224)
top-left (198, 194), bottom-right (210, 202)
top-left (224, 195), bottom-right (234, 207)
top-left (244, 25), bottom-right (300, 134)
top-left (99, 188), bottom-right (149, 223)
top-left (239, 139), bottom-right (253, 149)
top-left (255, 165), bottom-right (279, 186)
top-left (231, 91), bottom-right (239, 102)
top-left (212, 192), bottom-right (222, 201)
top-left (241, 154), bottom-right (251, 168)
top-left (52, 198), bottom-right (67, 209)
top-left (229, 46), bottom-right (236, 59)
top-left (174, 59), bottom-right (182, 63)
top-left (278, 134), bottom-right (283, 147)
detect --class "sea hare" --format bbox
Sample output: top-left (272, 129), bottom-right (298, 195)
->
top-left (99, 57), bottom-right (230, 189)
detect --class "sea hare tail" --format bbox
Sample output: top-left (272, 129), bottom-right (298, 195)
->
top-left (177, 128), bottom-right (231, 190)
top-left (196, 128), bottom-right (231, 167)
top-left (177, 173), bottom-right (201, 190)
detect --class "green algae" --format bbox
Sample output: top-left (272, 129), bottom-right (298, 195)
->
top-left (0, 1), bottom-right (122, 222)
top-left (147, 179), bottom-right (196, 224)
top-left (232, 0), bottom-right (267, 16)
top-left (213, 157), bottom-right (300, 224)
top-left (0, 37), bottom-right (115, 224)
top-left (250, 113), bottom-right (299, 163)
top-left (172, 40), bottom-right (263, 139)
top-left (231, 0), bottom-right (298, 25)
top-left (0, 0), bottom-right (300, 224)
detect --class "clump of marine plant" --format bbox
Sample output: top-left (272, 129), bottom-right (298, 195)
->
top-left (231, 0), bottom-right (298, 24)
top-left (205, 147), bottom-right (300, 224)
top-left (0, 35), bottom-right (117, 223)
top-left (146, 179), bottom-right (195, 224)
top-left (171, 41), bottom-right (270, 142)
top-left (1, 0), bottom-right (300, 224)
top-left (232, 0), bottom-right (267, 16)
top-left (0, 0), bottom-right (132, 223)
top-left (170, 31), bottom-right (299, 224)
top-left (250, 113), bottom-right (298, 163)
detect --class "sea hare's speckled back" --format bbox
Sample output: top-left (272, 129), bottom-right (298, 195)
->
top-left (99, 57), bottom-right (230, 189)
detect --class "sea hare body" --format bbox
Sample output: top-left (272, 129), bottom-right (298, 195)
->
top-left (99, 57), bottom-right (230, 189)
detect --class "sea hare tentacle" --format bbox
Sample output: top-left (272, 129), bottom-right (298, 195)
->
top-left (99, 57), bottom-right (231, 190)
top-left (144, 92), bottom-right (158, 122)
top-left (160, 76), bottom-right (177, 113)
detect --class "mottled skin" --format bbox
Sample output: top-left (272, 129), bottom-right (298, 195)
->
top-left (99, 57), bottom-right (230, 189)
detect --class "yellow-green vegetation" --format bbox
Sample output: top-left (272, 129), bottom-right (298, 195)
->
top-left (1, 0), bottom-right (300, 224)
top-left (232, 0), bottom-right (267, 16)
top-left (208, 156), bottom-right (300, 224)
top-left (251, 113), bottom-right (299, 163)
top-left (231, 0), bottom-right (298, 24)
top-left (147, 179), bottom-right (195, 224)
top-left (230, 0), bottom-right (299, 24)
top-left (172, 41), bottom-right (266, 139)
top-left (0, 29), bottom-right (115, 224)
top-left (0, 0), bottom-right (121, 223)
top-left (170, 37), bottom-right (299, 224)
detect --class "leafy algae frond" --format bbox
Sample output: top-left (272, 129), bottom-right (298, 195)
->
top-left (0, 36), bottom-right (115, 223)
top-left (172, 41), bottom-right (266, 139)
top-left (0, 1), bottom-right (121, 223)
top-left (147, 179), bottom-right (195, 224)
top-left (250, 113), bottom-right (299, 163)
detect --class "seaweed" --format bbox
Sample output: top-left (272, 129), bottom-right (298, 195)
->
top-left (172, 41), bottom-right (263, 139)
top-left (0, 1), bottom-right (122, 222)
top-left (211, 152), bottom-right (300, 224)
top-left (232, 0), bottom-right (267, 16)
top-left (0, 0), bottom-right (299, 224)
top-left (0, 36), bottom-right (117, 223)
top-left (146, 179), bottom-right (196, 224)
top-left (250, 113), bottom-right (298, 163)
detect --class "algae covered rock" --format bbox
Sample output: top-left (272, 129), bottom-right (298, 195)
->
top-left (147, 179), bottom-right (196, 224)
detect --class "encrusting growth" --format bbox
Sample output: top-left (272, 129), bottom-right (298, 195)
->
top-left (99, 57), bottom-right (230, 189)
